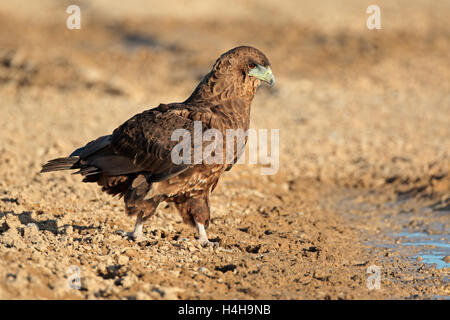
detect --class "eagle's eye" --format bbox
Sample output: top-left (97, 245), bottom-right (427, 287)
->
top-left (248, 63), bottom-right (256, 70)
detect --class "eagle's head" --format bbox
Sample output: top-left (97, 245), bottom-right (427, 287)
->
top-left (214, 46), bottom-right (275, 88)
top-left (186, 46), bottom-right (274, 103)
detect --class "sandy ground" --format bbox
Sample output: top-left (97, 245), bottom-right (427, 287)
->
top-left (0, 0), bottom-right (449, 299)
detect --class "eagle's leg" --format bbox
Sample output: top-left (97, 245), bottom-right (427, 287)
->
top-left (129, 211), bottom-right (145, 240)
top-left (175, 196), bottom-right (215, 247)
top-left (125, 198), bottom-right (160, 241)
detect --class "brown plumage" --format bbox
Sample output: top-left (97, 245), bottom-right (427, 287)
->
top-left (41, 46), bottom-right (274, 245)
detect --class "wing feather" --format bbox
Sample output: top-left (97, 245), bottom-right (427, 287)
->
top-left (109, 104), bottom-right (208, 182)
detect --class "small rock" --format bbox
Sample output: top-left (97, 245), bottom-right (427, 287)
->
top-left (118, 255), bottom-right (129, 265)
top-left (198, 267), bottom-right (210, 275)
top-left (29, 234), bottom-right (43, 245)
top-left (5, 215), bottom-right (21, 228)
top-left (93, 234), bottom-right (104, 242)
top-left (313, 270), bottom-right (330, 281)
top-left (121, 273), bottom-right (137, 287)
top-left (416, 256), bottom-right (423, 262)
top-left (25, 223), bottom-right (39, 236)
top-left (65, 225), bottom-right (74, 235)
top-left (2, 228), bottom-right (26, 249)
top-left (442, 256), bottom-right (450, 263)
top-left (106, 256), bottom-right (114, 265)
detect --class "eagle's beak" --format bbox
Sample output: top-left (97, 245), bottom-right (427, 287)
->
top-left (249, 65), bottom-right (275, 87)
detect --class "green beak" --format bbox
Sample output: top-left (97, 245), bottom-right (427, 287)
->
top-left (248, 65), bottom-right (275, 87)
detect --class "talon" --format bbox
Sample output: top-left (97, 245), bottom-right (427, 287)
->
top-left (135, 236), bottom-right (148, 242)
top-left (127, 231), bottom-right (148, 242)
top-left (197, 239), bottom-right (217, 248)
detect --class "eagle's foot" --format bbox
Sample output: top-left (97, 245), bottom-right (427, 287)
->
top-left (194, 221), bottom-right (216, 248)
top-left (196, 238), bottom-right (218, 248)
top-left (127, 231), bottom-right (148, 242)
top-left (127, 221), bottom-right (147, 241)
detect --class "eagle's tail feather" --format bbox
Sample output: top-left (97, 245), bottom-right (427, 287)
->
top-left (40, 157), bottom-right (79, 173)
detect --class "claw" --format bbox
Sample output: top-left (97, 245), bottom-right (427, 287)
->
top-left (197, 239), bottom-right (218, 248)
top-left (126, 220), bottom-right (147, 241)
top-left (126, 231), bottom-right (148, 242)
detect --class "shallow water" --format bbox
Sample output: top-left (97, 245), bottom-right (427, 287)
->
top-left (335, 191), bottom-right (449, 270)
top-left (391, 232), bottom-right (450, 270)
top-left (328, 189), bottom-right (449, 298)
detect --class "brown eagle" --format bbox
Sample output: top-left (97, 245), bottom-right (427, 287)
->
top-left (41, 46), bottom-right (274, 246)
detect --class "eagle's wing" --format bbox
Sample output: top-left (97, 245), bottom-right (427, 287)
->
top-left (47, 104), bottom-right (211, 184)
top-left (42, 102), bottom-right (226, 185)
top-left (109, 105), bottom-right (199, 182)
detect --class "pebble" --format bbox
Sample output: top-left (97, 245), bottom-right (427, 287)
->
top-left (6, 215), bottom-right (21, 228)
top-left (65, 225), bottom-right (74, 235)
top-left (121, 274), bottom-right (137, 287)
top-left (442, 256), bottom-right (450, 263)
top-left (118, 255), bottom-right (129, 265)
top-left (198, 267), bottom-right (210, 275)
top-left (26, 223), bottom-right (39, 233)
